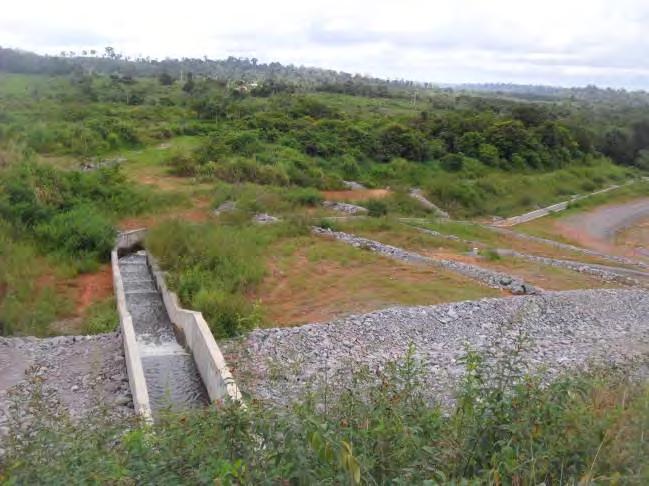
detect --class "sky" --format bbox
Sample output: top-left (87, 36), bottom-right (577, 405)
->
top-left (1, 0), bottom-right (648, 90)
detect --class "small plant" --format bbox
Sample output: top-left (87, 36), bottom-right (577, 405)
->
top-left (365, 199), bottom-right (388, 217)
top-left (481, 248), bottom-right (502, 261)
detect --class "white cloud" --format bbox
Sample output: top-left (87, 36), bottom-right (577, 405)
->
top-left (1, 0), bottom-right (648, 89)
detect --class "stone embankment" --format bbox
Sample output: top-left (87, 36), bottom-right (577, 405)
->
top-left (313, 227), bottom-right (538, 294)
top-left (222, 289), bottom-right (649, 408)
top-left (413, 226), bottom-right (649, 287)
top-left (323, 200), bottom-right (368, 215)
top-left (488, 226), bottom-right (649, 270)
top-left (0, 333), bottom-right (132, 452)
top-left (409, 188), bottom-right (450, 218)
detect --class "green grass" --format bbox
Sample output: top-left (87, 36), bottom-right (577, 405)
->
top-left (146, 219), bottom-right (311, 337)
top-left (255, 236), bottom-right (497, 326)
top-left (82, 296), bottom-right (118, 334)
top-left (0, 221), bottom-right (72, 336)
top-left (4, 347), bottom-right (649, 484)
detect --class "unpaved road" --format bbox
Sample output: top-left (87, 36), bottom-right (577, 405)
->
top-left (557, 198), bottom-right (649, 255)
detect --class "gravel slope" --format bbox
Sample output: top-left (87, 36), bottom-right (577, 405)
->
top-left (222, 289), bottom-right (649, 407)
top-left (0, 333), bottom-right (132, 451)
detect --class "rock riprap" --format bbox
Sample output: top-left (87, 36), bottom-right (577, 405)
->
top-left (222, 289), bottom-right (649, 408)
top-left (0, 333), bottom-right (132, 447)
top-left (313, 227), bottom-right (538, 294)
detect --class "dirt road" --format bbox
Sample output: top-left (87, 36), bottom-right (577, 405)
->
top-left (557, 198), bottom-right (649, 255)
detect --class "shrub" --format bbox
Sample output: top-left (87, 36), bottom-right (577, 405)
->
top-left (365, 199), bottom-right (388, 217)
top-left (285, 187), bottom-right (323, 207)
top-left (146, 221), bottom-right (271, 337)
top-left (5, 348), bottom-right (649, 484)
top-left (35, 205), bottom-right (115, 267)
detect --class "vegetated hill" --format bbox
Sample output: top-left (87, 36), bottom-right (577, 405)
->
top-left (1, 52), bottom-right (647, 203)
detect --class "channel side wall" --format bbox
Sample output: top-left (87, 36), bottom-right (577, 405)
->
top-left (111, 242), bottom-right (152, 421)
top-left (115, 228), bottom-right (242, 405)
top-left (149, 256), bottom-right (243, 404)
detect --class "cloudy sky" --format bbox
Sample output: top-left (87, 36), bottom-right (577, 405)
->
top-left (1, 0), bottom-right (648, 89)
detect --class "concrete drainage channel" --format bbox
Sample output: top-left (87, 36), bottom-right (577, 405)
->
top-left (112, 229), bottom-right (242, 420)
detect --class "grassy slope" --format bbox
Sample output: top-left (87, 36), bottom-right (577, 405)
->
top-left (254, 236), bottom-right (498, 326)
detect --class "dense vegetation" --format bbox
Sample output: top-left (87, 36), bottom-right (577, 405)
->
top-left (1, 47), bottom-right (649, 484)
top-left (3, 348), bottom-right (648, 484)
top-left (1, 47), bottom-right (648, 336)
top-left (0, 153), bottom-right (165, 335)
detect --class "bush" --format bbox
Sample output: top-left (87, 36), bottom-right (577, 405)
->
top-left (285, 187), bottom-right (323, 207)
top-left (5, 348), bottom-right (649, 484)
top-left (35, 205), bottom-right (115, 267)
top-left (365, 199), bottom-right (388, 217)
top-left (146, 221), bottom-right (272, 337)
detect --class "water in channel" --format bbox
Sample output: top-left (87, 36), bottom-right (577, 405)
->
top-left (118, 252), bottom-right (208, 414)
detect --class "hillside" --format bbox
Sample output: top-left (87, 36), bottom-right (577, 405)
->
top-left (1, 49), bottom-right (649, 484)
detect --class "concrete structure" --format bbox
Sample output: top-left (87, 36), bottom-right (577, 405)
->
top-left (149, 257), bottom-right (242, 404)
top-left (491, 184), bottom-right (625, 227)
top-left (112, 228), bottom-right (241, 417)
top-left (409, 188), bottom-right (450, 219)
top-left (111, 237), bottom-right (152, 420)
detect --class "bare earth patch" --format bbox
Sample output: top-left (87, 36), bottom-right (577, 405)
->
top-left (117, 197), bottom-right (212, 231)
top-left (322, 188), bottom-right (391, 201)
top-left (251, 238), bottom-right (498, 327)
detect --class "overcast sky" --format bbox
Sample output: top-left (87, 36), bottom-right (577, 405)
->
top-left (1, 0), bottom-right (648, 89)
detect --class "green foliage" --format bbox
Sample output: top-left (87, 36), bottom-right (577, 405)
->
top-left (35, 206), bottom-right (115, 268)
top-left (0, 221), bottom-right (71, 336)
top-left (5, 347), bottom-right (649, 484)
top-left (146, 220), bottom-right (308, 337)
top-left (365, 199), bottom-right (388, 217)
top-left (0, 161), bottom-right (162, 269)
top-left (83, 297), bottom-right (118, 334)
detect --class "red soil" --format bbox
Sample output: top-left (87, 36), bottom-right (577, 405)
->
top-left (322, 188), bottom-right (391, 202)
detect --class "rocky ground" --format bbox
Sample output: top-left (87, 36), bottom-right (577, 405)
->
top-left (222, 289), bottom-right (649, 408)
top-left (0, 333), bottom-right (132, 453)
top-left (313, 227), bottom-right (539, 294)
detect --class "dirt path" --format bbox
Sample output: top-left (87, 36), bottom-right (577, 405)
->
top-left (322, 188), bottom-right (390, 201)
top-left (556, 198), bottom-right (649, 255)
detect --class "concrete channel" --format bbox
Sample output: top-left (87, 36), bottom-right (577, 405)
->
top-left (112, 229), bottom-right (242, 420)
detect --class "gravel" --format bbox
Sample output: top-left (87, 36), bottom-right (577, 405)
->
top-left (0, 333), bottom-right (132, 447)
top-left (323, 200), bottom-right (368, 215)
top-left (313, 227), bottom-right (539, 294)
top-left (488, 226), bottom-right (649, 270)
top-left (413, 225), bottom-right (649, 287)
top-left (221, 289), bottom-right (649, 408)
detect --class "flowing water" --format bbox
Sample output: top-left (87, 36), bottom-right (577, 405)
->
top-left (118, 252), bottom-right (208, 414)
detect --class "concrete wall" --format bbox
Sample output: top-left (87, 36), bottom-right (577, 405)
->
top-left (116, 228), bottom-right (148, 251)
top-left (113, 228), bottom-right (242, 408)
top-left (148, 256), bottom-right (243, 404)
top-left (111, 247), bottom-right (152, 421)
top-left (491, 184), bottom-right (623, 227)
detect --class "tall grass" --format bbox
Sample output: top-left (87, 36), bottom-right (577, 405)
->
top-left (146, 219), bottom-right (310, 337)
top-left (3, 347), bottom-right (648, 484)
top-left (0, 221), bottom-right (70, 336)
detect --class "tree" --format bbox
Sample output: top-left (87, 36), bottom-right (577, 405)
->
top-left (182, 72), bottom-right (195, 93)
top-left (158, 71), bottom-right (174, 86)
top-left (600, 128), bottom-right (634, 165)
